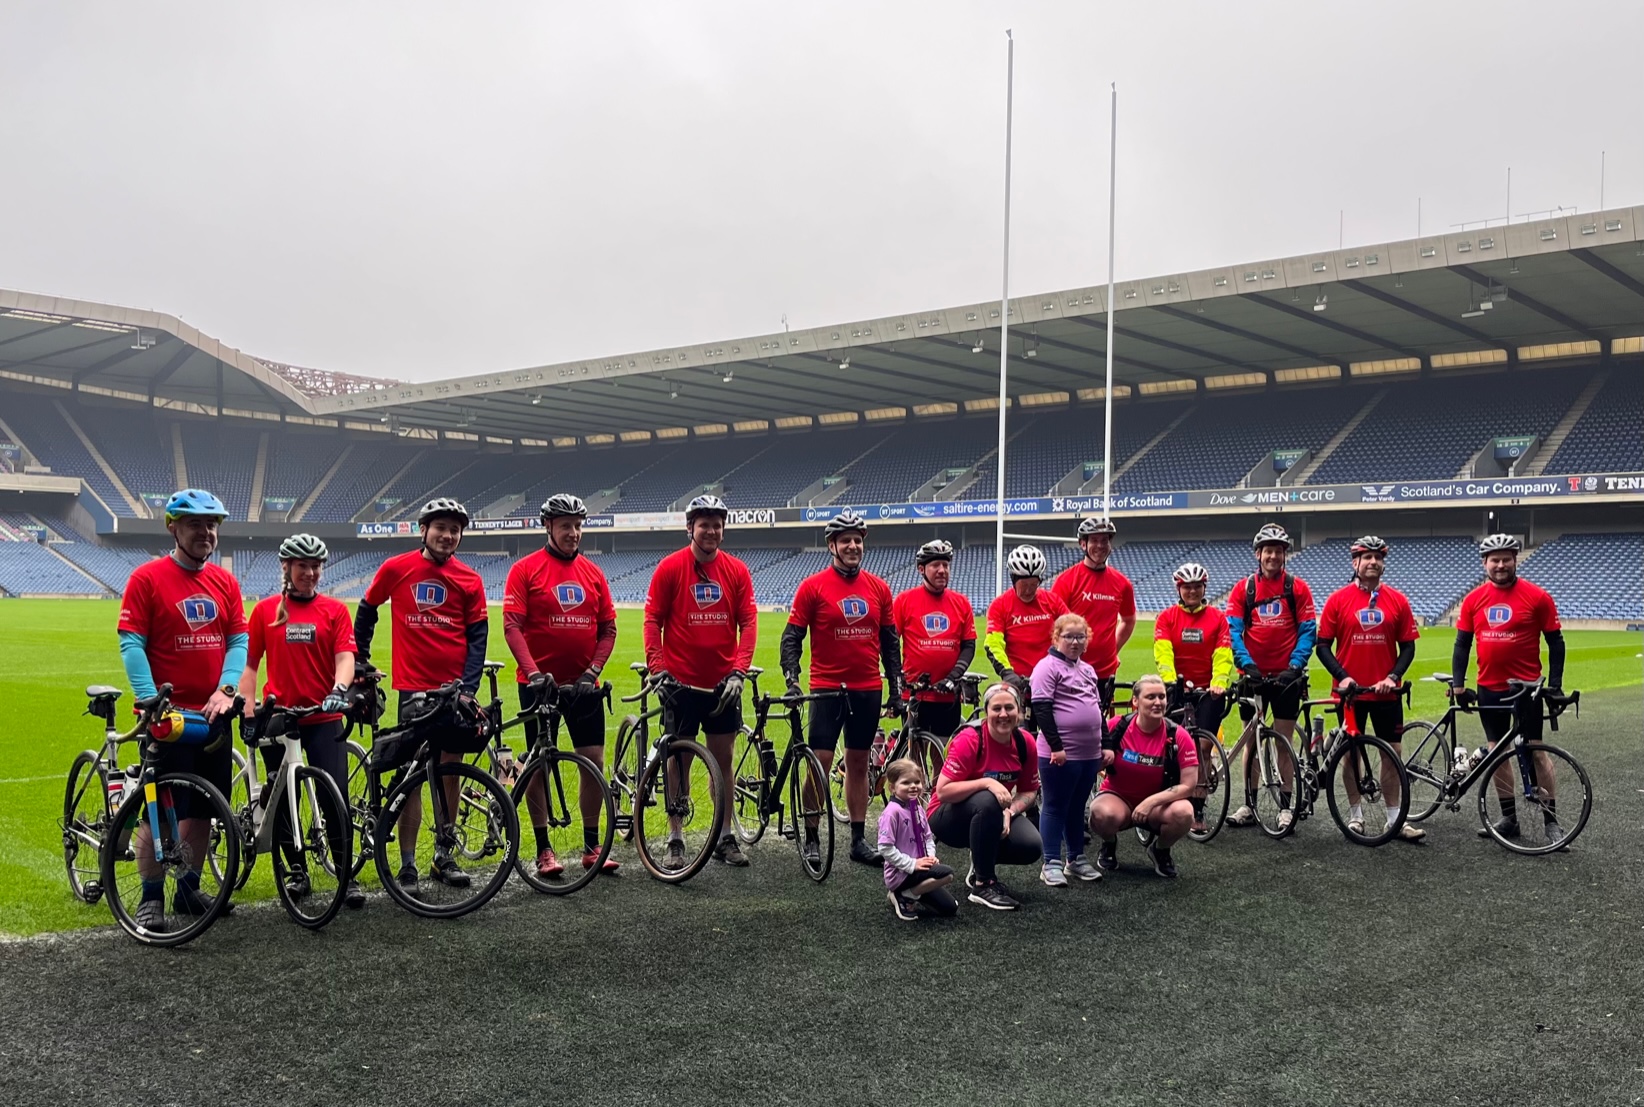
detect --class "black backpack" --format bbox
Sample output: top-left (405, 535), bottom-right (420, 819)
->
top-left (1103, 714), bottom-right (1182, 790)
top-left (1242, 572), bottom-right (1298, 628)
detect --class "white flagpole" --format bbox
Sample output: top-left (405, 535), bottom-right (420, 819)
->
top-left (1102, 82), bottom-right (1117, 521)
top-left (993, 29), bottom-right (1015, 596)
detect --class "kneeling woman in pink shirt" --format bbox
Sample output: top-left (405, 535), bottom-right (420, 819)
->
top-left (1089, 674), bottom-right (1198, 879)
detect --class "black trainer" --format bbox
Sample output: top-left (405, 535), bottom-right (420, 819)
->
top-left (173, 881), bottom-right (230, 917)
top-left (283, 869), bottom-right (311, 900)
top-left (887, 891), bottom-right (919, 922)
top-left (1478, 816), bottom-right (1521, 840)
top-left (1096, 839), bottom-right (1118, 871)
top-left (397, 861), bottom-right (419, 887)
top-left (344, 881), bottom-right (366, 909)
top-left (849, 838), bottom-right (879, 865)
top-left (715, 835), bottom-right (750, 867)
top-left (430, 850), bottom-right (471, 888)
top-left (967, 882), bottom-right (1019, 911)
top-left (1145, 838), bottom-right (1178, 879)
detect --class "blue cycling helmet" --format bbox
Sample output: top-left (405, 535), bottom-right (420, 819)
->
top-left (164, 488), bottom-right (227, 522)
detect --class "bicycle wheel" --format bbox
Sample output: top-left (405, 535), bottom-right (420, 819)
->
top-left (101, 772), bottom-right (239, 948)
top-left (63, 751), bottom-right (111, 903)
top-left (271, 766), bottom-right (352, 929)
top-left (1187, 730), bottom-right (1230, 843)
top-left (905, 730), bottom-right (949, 802)
top-left (373, 760), bottom-right (519, 918)
top-left (828, 757), bottom-right (851, 825)
top-left (1477, 741), bottom-right (1592, 855)
top-left (1239, 728), bottom-right (1298, 839)
top-left (1397, 722), bottom-right (1451, 824)
top-left (633, 738), bottom-right (725, 883)
top-left (730, 728), bottom-right (771, 845)
top-left (218, 745), bottom-right (256, 891)
top-left (344, 739), bottom-right (372, 877)
top-left (787, 746), bottom-right (834, 881)
top-left (1324, 734), bottom-right (1408, 847)
top-left (610, 714), bottom-right (644, 842)
top-left (510, 752), bottom-right (614, 895)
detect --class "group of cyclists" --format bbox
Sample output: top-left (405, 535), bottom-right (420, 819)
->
top-left (116, 484), bottom-right (1569, 929)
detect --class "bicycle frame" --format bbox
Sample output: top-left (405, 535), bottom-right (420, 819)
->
top-left (1407, 679), bottom-right (1577, 810)
top-left (745, 691), bottom-right (824, 823)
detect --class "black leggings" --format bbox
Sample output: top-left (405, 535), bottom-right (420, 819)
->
top-left (893, 862), bottom-right (958, 917)
top-left (929, 791), bottom-right (1043, 884)
top-left (258, 719), bottom-right (349, 803)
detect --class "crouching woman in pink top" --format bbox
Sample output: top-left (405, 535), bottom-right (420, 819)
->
top-left (1089, 674), bottom-right (1198, 880)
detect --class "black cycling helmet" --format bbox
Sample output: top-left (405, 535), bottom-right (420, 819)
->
top-left (1350, 535), bottom-right (1390, 556)
top-left (824, 510), bottom-right (868, 539)
top-left (418, 497), bottom-right (470, 528)
top-left (915, 539), bottom-right (954, 566)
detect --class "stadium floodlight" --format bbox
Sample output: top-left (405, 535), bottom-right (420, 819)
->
top-left (722, 370), bottom-right (734, 383)
top-left (838, 356), bottom-right (850, 370)
top-left (1023, 331), bottom-right (1038, 358)
top-left (1312, 293), bottom-right (1328, 312)
top-left (529, 393), bottom-right (542, 405)
top-left (971, 333), bottom-right (986, 354)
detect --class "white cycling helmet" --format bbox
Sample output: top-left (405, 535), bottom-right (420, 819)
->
top-left (1077, 517), bottom-right (1117, 538)
top-left (824, 510), bottom-right (868, 538)
top-left (1252, 523), bottom-right (1291, 550)
top-left (916, 539), bottom-right (954, 566)
top-left (1478, 533), bottom-right (1522, 556)
top-left (686, 494), bottom-right (729, 523)
top-left (1006, 544), bottom-right (1046, 580)
top-left (278, 533), bottom-right (329, 562)
top-left (1173, 562), bottom-right (1209, 585)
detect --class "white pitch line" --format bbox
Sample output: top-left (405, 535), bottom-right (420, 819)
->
top-left (0, 775), bottom-right (60, 785)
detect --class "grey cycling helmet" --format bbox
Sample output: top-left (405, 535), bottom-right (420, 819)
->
top-left (916, 539), bottom-right (954, 566)
top-left (1350, 535), bottom-right (1390, 556)
top-left (540, 493), bottom-right (588, 521)
top-left (278, 533), bottom-right (329, 562)
top-left (686, 494), bottom-right (729, 522)
top-left (417, 497), bottom-right (470, 528)
top-left (1173, 562), bottom-right (1208, 585)
top-left (1006, 544), bottom-right (1046, 580)
top-left (1478, 533), bottom-right (1522, 556)
top-left (1252, 523), bottom-right (1291, 550)
top-left (1077, 517), bottom-right (1117, 538)
top-left (823, 510), bottom-right (868, 538)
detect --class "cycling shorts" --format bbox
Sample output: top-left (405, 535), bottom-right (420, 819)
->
top-left (1477, 686), bottom-right (1543, 747)
top-left (156, 735), bottom-right (233, 818)
top-left (1238, 677), bottom-right (1304, 723)
top-left (1340, 700), bottom-right (1404, 745)
top-left (809, 690), bottom-right (883, 753)
top-left (905, 698), bottom-right (962, 740)
top-left (518, 683), bottom-right (606, 751)
top-left (662, 685), bottom-right (743, 740)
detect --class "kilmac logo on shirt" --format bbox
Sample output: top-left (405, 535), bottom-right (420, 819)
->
top-left (413, 581), bottom-right (449, 611)
top-left (555, 582), bottom-right (586, 611)
top-left (1357, 608), bottom-right (1385, 628)
top-left (693, 581), bottom-right (723, 608)
top-left (176, 594), bottom-right (219, 629)
top-left (1485, 605), bottom-right (1513, 627)
top-left (838, 596), bottom-right (870, 624)
top-left (922, 612), bottom-right (951, 634)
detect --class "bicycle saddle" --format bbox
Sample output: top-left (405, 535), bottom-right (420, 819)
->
top-left (85, 686), bottom-right (123, 700)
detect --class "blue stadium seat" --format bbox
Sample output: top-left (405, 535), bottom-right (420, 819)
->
top-left (1545, 371), bottom-right (1644, 475)
top-left (1517, 533), bottom-right (1644, 620)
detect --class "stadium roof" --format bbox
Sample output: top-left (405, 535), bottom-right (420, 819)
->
top-left (4, 205), bottom-right (1643, 442)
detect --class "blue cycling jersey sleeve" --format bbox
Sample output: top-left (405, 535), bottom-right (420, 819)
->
top-left (1227, 616), bottom-right (1253, 669)
top-left (118, 631), bottom-right (157, 699)
top-left (1288, 619), bottom-right (1317, 671)
top-left (218, 632), bottom-right (249, 689)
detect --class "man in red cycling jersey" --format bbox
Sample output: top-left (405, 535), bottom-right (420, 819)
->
top-left (1315, 536), bottom-right (1424, 842)
top-left (891, 539), bottom-right (976, 739)
top-left (781, 510), bottom-right (901, 867)
top-left (642, 494), bottom-right (758, 870)
top-left (984, 544), bottom-right (1069, 702)
top-left (117, 488), bottom-right (247, 933)
top-left (1225, 523), bottom-right (1316, 833)
top-left (1451, 533), bottom-right (1567, 844)
top-left (503, 493), bottom-right (621, 878)
top-left (1049, 517), bottom-right (1136, 709)
top-left (353, 497), bottom-right (489, 889)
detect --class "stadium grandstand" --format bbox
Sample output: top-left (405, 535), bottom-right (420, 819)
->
top-left (1, 207), bottom-right (1641, 624)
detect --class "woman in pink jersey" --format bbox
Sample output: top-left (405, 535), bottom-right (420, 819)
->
top-left (1089, 674), bottom-right (1198, 879)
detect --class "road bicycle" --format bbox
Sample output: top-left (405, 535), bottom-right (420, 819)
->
top-left (1400, 676), bottom-right (1589, 854)
top-left (94, 683), bottom-right (242, 947)
top-left (1221, 676), bottom-right (1304, 838)
top-left (471, 668), bottom-right (617, 896)
top-left (827, 672), bottom-right (979, 823)
top-left (1291, 686), bottom-right (1411, 846)
top-left (609, 666), bottom-right (728, 883)
top-left (1163, 682), bottom-right (1232, 843)
top-left (235, 698), bottom-right (354, 929)
top-left (343, 669), bottom-right (519, 918)
top-left (728, 682), bottom-right (835, 880)
top-left (63, 684), bottom-right (251, 903)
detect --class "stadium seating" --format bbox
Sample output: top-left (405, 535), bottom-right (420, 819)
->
top-left (835, 422), bottom-right (990, 505)
top-left (989, 402), bottom-right (1191, 499)
top-left (0, 541), bottom-right (104, 595)
top-left (178, 421), bottom-right (259, 521)
top-left (1309, 369), bottom-right (1592, 485)
top-left (2, 394), bottom-right (136, 515)
top-left (723, 427), bottom-right (888, 508)
top-left (67, 404), bottom-right (176, 510)
top-left (262, 433), bottom-right (350, 510)
top-left (608, 437), bottom-right (772, 513)
top-left (1116, 391), bottom-right (1356, 493)
top-left (1544, 371), bottom-right (1644, 474)
top-left (300, 439), bottom-right (423, 522)
top-left (1517, 532), bottom-right (1644, 620)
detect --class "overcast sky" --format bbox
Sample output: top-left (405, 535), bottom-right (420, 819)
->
top-left (2, 1), bottom-right (1640, 383)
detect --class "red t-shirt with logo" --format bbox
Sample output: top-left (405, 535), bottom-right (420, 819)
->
top-left (642, 547), bottom-right (758, 689)
top-left (892, 585), bottom-right (976, 703)
top-left (1455, 578), bottom-right (1560, 691)
top-left (119, 556), bottom-right (247, 711)
top-left (985, 588), bottom-right (1069, 675)
top-left (247, 593), bottom-right (357, 724)
top-left (1099, 717), bottom-right (1199, 808)
top-left (1153, 603), bottom-right (1232, 688)
top-left (1225, 573), bottom-right (1316, 674)
top-left (503, 550), bottom-right (617, 683)
top-left (1048, 562), bottom-right (1136, 678)
top-left (927, 724), bottom-right (1042, 817)
top-left (1317, 584), bottom-right (1419, 702)
top-left (788, 567), bottom-right (894, 691)
top-left (362, 549), bottom-right (488, 692)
